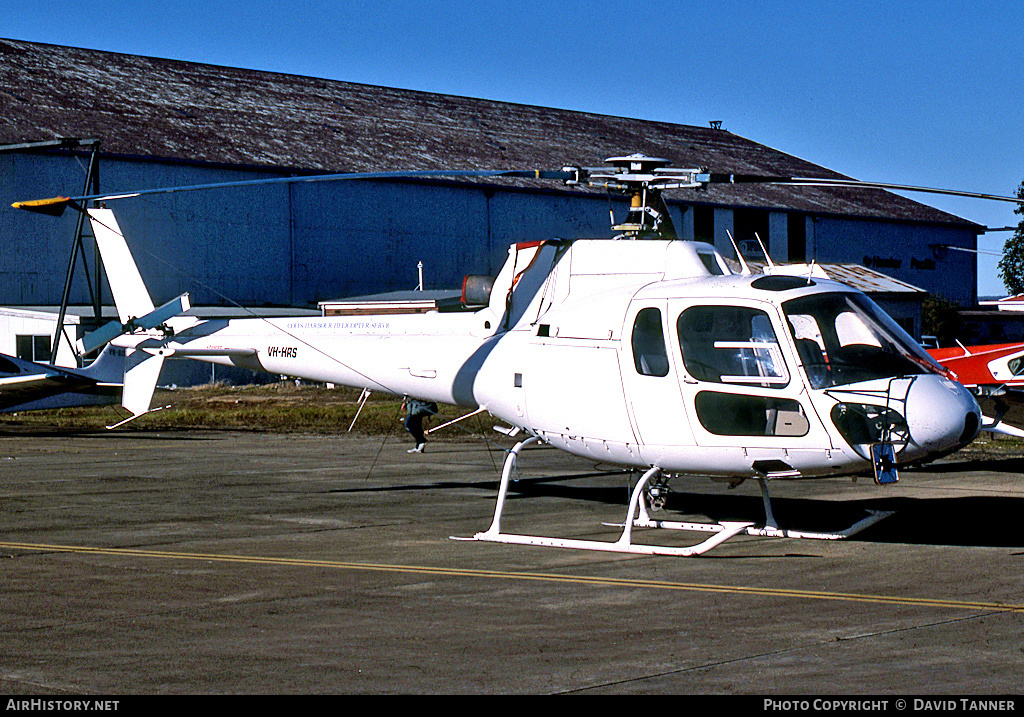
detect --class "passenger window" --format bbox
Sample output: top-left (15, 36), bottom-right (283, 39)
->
top-left (677, 306), bottom-right (788, 388)
top-left (695, 392), bottom-right (809, 436)
top-left (631, 308), bottom-right (669, 377)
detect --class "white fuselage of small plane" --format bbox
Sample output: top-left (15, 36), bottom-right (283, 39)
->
top-left (110, 234), bottom-right (981, 483)
top-left (0, 343), bottom-right (127, 412)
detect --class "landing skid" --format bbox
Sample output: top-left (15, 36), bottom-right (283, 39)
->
top-left (634, 479), bottom-right (893, 542)
top-left (455, 438), bottom-right (893, 556)
top-left (743, 479), bottom-right (894, 540)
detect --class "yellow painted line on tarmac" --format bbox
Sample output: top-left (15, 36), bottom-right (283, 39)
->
top-left (3, 540), bottom-right (1023, 614)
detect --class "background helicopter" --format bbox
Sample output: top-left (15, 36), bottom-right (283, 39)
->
top-left (15, 154), bottom-right (1023, 555)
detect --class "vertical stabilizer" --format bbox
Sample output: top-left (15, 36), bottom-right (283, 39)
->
top-left (107, 350), bottom-right (167, 429)
top-left (78, 343), bottom-right (128, 383)
top-left (88, 208), bottom-right (155, 321)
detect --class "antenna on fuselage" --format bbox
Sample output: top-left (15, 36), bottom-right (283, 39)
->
top-left (754, 232), bottom-right (775, 269)
top-left (727, 230), bottom-right (752, 275)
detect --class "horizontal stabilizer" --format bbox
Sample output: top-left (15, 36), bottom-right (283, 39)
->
top-left (141, 346), bottom-right (257, 358)
top-left (77, 293), bottom-right (191, 355)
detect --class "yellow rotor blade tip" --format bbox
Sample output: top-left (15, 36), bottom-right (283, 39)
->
top-left (11, 196), bottom-right (72, 215)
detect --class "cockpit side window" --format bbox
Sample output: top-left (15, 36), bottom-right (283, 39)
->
top-left (783, 292), bottom-right (940, 388)
top-left (631, 307), bottom-right (669, 377)
top-left (788, 312), bottom-right (830, 389)
top-left (676, 305), bottom-right (789, 388)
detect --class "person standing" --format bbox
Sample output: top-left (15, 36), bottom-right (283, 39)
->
top-left (401, 397), bottom-right (437, 453)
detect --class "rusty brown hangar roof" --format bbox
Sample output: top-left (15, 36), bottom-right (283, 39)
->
top-left (0, 38), bottom-right (977, 228)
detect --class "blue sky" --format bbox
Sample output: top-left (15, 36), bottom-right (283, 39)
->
top-left (6, 0), bottom-right (1022, 296)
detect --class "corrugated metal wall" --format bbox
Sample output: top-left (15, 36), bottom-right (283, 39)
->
top-left (1, 153), bottom-right (979, 309)
top-left (2, 154), bottom-right (621, 307)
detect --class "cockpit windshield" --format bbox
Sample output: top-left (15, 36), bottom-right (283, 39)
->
top-left (783, 292), bottom-right (944, 389)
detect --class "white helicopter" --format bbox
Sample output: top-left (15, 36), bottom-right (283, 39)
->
top-left (16, 154), bottom-right (1019, 556)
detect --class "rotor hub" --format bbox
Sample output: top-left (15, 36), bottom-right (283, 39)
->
top-left (605, 153), bottom-right (673, 176)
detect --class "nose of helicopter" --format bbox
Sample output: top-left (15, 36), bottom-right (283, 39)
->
top-left (903, 376), bottom-right (981, 460)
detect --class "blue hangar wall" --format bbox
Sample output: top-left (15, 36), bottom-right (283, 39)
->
top-left (1, 153), bottom-right (620, 308)
top-left (1, 152), bottom-right (979, 310)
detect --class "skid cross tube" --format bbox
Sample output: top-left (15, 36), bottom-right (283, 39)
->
top-left (745, 478), bottom-right (894, 539)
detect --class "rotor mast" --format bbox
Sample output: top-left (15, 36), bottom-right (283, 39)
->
top-left (574, 154), bottom-right (703, 240)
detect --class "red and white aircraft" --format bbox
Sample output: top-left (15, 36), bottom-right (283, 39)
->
top-left (928, 342), bottom-right (1024, 437)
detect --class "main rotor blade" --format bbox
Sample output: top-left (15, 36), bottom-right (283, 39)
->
top-left (15, 162), bottom-right (1022, 216)
top-left (699, 173), bottom-right (1024, 204)
top-left (12, 168), bottom-right (578, 215)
